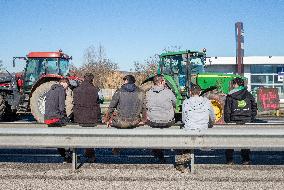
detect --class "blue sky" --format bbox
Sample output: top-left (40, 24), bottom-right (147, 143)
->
top-left (0, 0), bottom-right (284, 72)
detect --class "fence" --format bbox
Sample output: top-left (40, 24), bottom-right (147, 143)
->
top-left (0, 123), bottom-right (283, 173)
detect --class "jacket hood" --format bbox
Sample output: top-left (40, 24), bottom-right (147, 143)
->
top-left (187, 96), bottom-right (208, 111)
top-left (83, 76), bottom-right (94, 84)
top-left (151, 86), bottom-right (165, 93)
top-left (51, 84), bottom-right (63, 90)
top-left (229, 89), bottom-right (249, 100)
top-left (121, 83), bottom-right (136, 92)
top-left (81, 79), bottom-right (93, 86)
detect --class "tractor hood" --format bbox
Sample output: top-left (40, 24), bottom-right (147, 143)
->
top-left (197, 73), bottom-right (245, 94)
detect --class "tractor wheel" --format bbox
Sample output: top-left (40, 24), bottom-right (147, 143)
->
top-left (30, 81), bottom-right (57, 123)
top-left (0, 94), bottom-right (6, 121)
top-left (205, 91), bottom-right (226, 124)
top-left (0, 94), bottom-right (17, 121)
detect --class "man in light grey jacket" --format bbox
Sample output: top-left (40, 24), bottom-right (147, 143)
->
top-left (146, 75), bottom-right (176, 127)
top-left (146, 74), bottom-right (176, 163)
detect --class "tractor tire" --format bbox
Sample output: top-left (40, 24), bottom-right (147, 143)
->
top-left (0, 94), bottom-right (6, 121)
top-left (204, 90), bottom-right (226, 124)
top-left (30, 81), bottom-right (57, 123)
top-left (0, 94), bottom-right (17, 121)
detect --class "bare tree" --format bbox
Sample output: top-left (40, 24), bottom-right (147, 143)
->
top-left (78, 45), bottom-right (119, 88)
top-left (132, 46), bottom-right (182, 85)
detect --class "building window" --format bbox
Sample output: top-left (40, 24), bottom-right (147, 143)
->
top-left (250, 65), bottom-right (284, 99)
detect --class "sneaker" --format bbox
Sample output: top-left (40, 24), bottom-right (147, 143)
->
top-left (63, 156), bottom-right (72, 163)
top-left (175, 164), bottom-right (187, 173)
top-left (226, 160), bottom-right (234, 165)
top-left (86, 156), bottom-right (96, 163)
top-left (112, 148), bottom-right (121, 155)
top-left (242, 160), bottom-right (251, 165)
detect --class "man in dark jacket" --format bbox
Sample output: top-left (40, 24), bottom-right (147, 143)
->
top-left (73, 73), bottom-right (101, 162)
top-left (224, 77), bottom-right (257, 165)
top-left (103, 75), bottom-right (146, 128)
top-left (44, 78), bottom-right (69, 125)
top-left (44, 78), bottom-right (71, 162)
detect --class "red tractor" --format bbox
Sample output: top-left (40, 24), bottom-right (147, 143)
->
top-left (0, 50), bottom-right (80, 122)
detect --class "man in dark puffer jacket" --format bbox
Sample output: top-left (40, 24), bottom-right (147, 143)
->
top-left (224, 77), bottom-right (257, 165)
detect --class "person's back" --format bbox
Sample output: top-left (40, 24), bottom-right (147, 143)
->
top-left (182, 84), bottom-right (215, 131)
top-left (114, 83), bottom-right (144, 120)
top-left (145, 75), bottom-right (176, 163)
top-left (44, 78), bottom-right (71, 163)
top-left (146, 75), bottom-right (176, 126)
top-left (146, 86), bottom-right (176, 124)
top-left (73, 73), bottom-right (100, 162)
top-left (177, 84), bottom-right (215, 172)
top-left (45, 83), bottom-right (66, 122)
top-left (224, 77), bottom-right (257, 165)
top-left (73, 74), bottom-right (100, 124)
top-left (104, 75), bottom-right (146, 128)
top-left (182, 96), bottom-right (215, 130)
top-left (224, 87), bottom-right (257, 123)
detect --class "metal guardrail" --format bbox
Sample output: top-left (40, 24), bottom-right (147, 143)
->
top-left (0, 123), bottom-right (284, 173)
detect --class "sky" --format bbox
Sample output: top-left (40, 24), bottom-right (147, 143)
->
top-left (0, 0), bottom-right (284, 72)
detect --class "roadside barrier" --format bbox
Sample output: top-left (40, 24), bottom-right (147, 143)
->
top-left (0, 123), bottom-right (283, 173)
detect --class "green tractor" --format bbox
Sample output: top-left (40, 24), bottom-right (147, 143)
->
top-left (142, 49), bottom-right (244, 123)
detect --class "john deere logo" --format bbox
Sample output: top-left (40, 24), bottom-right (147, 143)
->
top-left (238, 100), bottom-right (246, 108)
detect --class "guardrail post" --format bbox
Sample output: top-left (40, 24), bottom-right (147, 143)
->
top-left (72, 148), bottom-right (77, 171)
top-left (190, 149), bottom-right (195, 173)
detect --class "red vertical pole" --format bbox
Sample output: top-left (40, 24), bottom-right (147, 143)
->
top-left (235, 22), bottom-right (244, 76)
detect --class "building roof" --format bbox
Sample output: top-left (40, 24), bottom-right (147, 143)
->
top-left (206, 56), bottom-right (284, 65)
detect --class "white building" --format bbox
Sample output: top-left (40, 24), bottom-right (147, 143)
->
top-left (205, 56), bottom-right (284, 100)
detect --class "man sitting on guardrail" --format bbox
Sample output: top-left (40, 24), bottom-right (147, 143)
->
top-left (73, 73), bottom-right (100, 163)
top-left (224, 77), bottom-right (257, 165)
top-left (44, 78), bottom-right (72, 163)
top-left (102, 75), bottom-right (146, 128)
top-left (102, 75), bottom-right (146, 155)
top-left (178, 84), bottom-right (215, 172)
top-left (145, 74), bottom-right (176, 163)
top-left (182, 84), bottom-right (215, 130)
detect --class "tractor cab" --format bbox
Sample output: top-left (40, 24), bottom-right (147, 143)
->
top-left (13, 51), bottom-right (71, 92)
top-left (159, 50), bottom-right (206, 95)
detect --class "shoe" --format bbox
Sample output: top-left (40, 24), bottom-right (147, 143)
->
top-left (86, 156), bottom-right (96, 163)
top-left (226, 160), bottom-right (234, 165)
top-left (242, 160), bottom-right (251, 165)
top-left (112, 148), bottom-right (121, 155)
top-left (158, 156), bottom-right (166, 164)
top-left (175, 164), bottom-right (187, 173)
top-left (63, 156), bottom-right (72, 163)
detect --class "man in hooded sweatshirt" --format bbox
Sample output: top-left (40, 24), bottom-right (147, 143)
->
top-left (178, 84), bottom-right (215, 172)
top-left (146, 74), bottom-right (176, 163)
top-left (224, 77), bottom-right (257, 165)
top-left (103, 75), bottom-right (146, 128)
top-left (182, 84), bottom-right (215, 130)
top-left (44, 78), bottom-right (71, 162)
